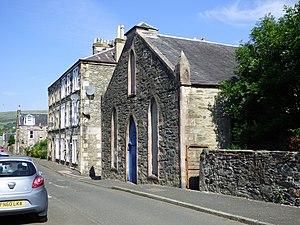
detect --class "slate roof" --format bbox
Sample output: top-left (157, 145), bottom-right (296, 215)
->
top-left (20, 113), bottom-right (48, 126)
top-left (49, 46), bottom-right (117, 90)
top-left (142, 33), bottom-right (237, 85)
top-left (81, 48), bottom-right (116, 64)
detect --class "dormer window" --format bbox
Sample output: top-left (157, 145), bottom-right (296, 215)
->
top-left (128, 49), bottom-right (136, 96)
top-left (24, 114), bottom-right (35, 126)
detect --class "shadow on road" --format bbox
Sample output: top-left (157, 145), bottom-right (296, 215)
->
top-left (0, 214), bottom-right (47, 224)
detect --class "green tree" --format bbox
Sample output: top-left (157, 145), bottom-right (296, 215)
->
top-left (8, 135), bottom-right (15, 146)
top-left (220, 2), bottom-right (300, 150)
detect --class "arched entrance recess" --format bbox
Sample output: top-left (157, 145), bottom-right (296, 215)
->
top-left (128, 117), bottom-right (137, 183)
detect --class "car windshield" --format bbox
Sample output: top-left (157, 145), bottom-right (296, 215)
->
top-left (0, 161), bottom-right (36, 177)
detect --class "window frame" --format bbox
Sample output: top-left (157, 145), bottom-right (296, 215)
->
top-left (29, 130), bottom-right (34, 139)
top-left (66, 73), bottom-right (71, 95)
top-left (60, 104), bottom-right (65, 128)
top-left (24, 115), bottom-right (35, 126)
top-left (71, 138), bottom-right (78, 164)
top-left (111, 108), bottom-right (118, 169)
top-left (65, 102), bottom-right (70, 127)
top-left (128, 49), bottom-right (136, 96)
top-left (148, 98), bottom-right (159, 177)
top-left (72, 66), bottom-right (79, 93)
top-left (61, 77), bottom-right (66, 98)
top-left (71, 100), bottom-right (79, 126)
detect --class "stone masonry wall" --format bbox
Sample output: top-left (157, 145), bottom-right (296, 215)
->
top-left (199, 149), bottom-right (300, 206)
top-left (80, 62), bottom-right (116, 176)
top-left (102, 32), bottom-right (181, 187)
top-left (183, 87), bottom-right (231, 149)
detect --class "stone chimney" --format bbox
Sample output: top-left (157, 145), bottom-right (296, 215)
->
top-left (114, 25), bottom-right (125, 62)
top-left (92, 38), bottom-right (113, 54)
top-left (125, 22), bottom-right (158, 39)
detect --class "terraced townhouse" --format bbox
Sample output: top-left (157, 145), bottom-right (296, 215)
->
top-left (47, 25), bottom-right (125, 176)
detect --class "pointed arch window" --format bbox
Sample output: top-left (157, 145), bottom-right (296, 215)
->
top-left (111, 108), bottom-right (118, 169)
top-left (148, 98), bottom-right (159, 177)
top-left (128, 49), bottom-right (136, 96)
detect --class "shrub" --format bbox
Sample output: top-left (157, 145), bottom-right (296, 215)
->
top-left (289, 128), bottom-right (300, 151)
top-left (25, 140), bottom-right (47, 159)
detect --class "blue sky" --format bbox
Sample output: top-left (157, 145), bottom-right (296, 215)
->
top-left (0, 0), bottom-right (298, 112)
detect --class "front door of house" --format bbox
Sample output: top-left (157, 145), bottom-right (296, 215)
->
top-left (128, 118), bottom-right (137, 183)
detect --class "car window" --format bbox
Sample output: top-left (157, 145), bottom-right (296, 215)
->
top-left (0, 161), bottom-right (36, 177)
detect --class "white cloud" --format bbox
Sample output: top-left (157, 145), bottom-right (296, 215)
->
top-left (198, 0), bottom-right (298, 27)
top-left (3, 91), bottom-right (17, 96)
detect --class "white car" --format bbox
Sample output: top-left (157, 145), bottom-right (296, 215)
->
top-left (0, 157), bottom-right (48, 222)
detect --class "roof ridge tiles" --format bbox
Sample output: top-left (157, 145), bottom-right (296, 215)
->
top-left (157, 34), bottom-right (238, 48)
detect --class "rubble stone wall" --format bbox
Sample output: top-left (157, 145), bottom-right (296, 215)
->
top-left (199, 149), bottom-right (300, 206)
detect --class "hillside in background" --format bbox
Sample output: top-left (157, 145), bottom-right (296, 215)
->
top-left (0, 110), bottom-right (48, 131)
top-left (0, 111), bottom-right (17, 131)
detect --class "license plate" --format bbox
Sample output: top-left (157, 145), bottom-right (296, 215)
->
top-left (0, 201), bottom-right (25, 208)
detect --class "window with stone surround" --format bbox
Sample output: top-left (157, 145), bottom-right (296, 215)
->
top-left (71, 100), bottom-right (79, 126)
top-left (66, 73), bottom-right (71, 95)
top-left (71, 138), bottom-right (78, 164)
top-left (60, 104), bottom-right (65, 128)
top-left (72, 66), bottom-right (79, 93)
top-left (55, 138), bottom-right (60, 160)
top-left (128, 49), bottom-right (136, 96)
top-left (65, 103), bottom-right (70, 127)
top-left (61, 77), bottom-right (66, 98)
top-left (55, 111), bottom-right (59, 129)
top-left (65, 139), bottom-right (70, 163)
top-left (111, 108), bottom-right (118, 169)
top-left (148, 98), bottom-right (159, 177)
top-left (55, 88), bottom-right (60, 102)
top-left (60, 139), bottom-right (65, 161)
top-left (29, 130), bottom-right (34, 139)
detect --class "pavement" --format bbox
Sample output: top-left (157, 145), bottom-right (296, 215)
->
top-left (33, 158), bottom-right (299, 225)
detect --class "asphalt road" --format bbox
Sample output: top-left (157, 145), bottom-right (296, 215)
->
top-left (0, 165), bottom-right (247, 225)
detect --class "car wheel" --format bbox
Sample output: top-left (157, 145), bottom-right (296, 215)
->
top-left (37, 215), bottom-right (48, 222)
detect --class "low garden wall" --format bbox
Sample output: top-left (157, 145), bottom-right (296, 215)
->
top-left (199, 149), bottom-right (300, 206)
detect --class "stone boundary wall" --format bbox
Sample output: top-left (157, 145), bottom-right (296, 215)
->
top-left (199, 149), bottom-right (300, 206)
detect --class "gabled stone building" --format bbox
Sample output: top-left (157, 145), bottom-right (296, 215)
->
top-left (101, 23), bottom-right (237, 188)
top-left (47, 25), bottom-right (125, 176)
top-left (15, 108), bottom-right (48, 155)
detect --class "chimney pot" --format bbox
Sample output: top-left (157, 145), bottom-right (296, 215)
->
top-left (120, 25), bottom-right (125, 39)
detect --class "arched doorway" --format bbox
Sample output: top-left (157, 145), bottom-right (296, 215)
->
top-left (128, 117), bottom-right (137, 183)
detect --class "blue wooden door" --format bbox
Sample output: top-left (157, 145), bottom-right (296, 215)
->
top-left (128, 118), bottom-right (137, 183)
